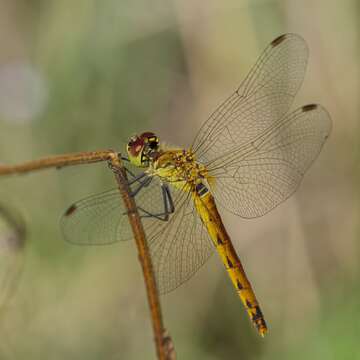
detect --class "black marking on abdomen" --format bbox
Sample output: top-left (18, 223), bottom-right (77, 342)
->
top-left (226, 256), bottom-right (233, 268)
top-left (252, 306), bottom-right (264, 321)
top-left (195, 182), bottom-right (209, 197)
top-left (216, 235), bottom-right (224, 245)
top-left (236, 280), bottom-right (243, 290)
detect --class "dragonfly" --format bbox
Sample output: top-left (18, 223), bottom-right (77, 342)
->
top-left (61, 33), bottom-right (332, 336)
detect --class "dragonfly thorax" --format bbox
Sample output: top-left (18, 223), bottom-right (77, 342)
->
top-left (149, 149), bottom-right (209, 191)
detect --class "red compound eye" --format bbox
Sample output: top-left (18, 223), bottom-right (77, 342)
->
top-left (127, 136), bottom-right (144, 156)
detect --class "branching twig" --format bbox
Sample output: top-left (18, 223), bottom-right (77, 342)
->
top-left (0, 150), bottom-right (175, 359)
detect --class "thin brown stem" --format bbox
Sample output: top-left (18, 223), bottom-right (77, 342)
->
top-left (0, 150), bottom-right (175, 359)
top-left (109, 153), bottom-right (175, 360)
top-left (0, 150), bottom-right (115, 175)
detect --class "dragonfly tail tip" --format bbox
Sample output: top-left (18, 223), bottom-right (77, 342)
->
top-left (259, 327), bottom-right (267, 337)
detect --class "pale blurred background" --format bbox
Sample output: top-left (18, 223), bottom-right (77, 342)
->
top-left (0, 1), bottom-right (358, 359)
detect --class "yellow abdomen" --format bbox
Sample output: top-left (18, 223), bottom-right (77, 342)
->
top-left (193, 190), bottom-right (267, 336)
top-left (150, 148), bottom-right (267, 335)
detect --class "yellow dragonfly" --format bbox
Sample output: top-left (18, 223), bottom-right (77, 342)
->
top-left (61, 33), bottom-right (332, 336)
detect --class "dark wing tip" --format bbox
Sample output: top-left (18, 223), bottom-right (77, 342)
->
top-left (301, 103), bottom-right (332, 140)
top-left (270, 33), bottom-right (306, 48)
top-left (64, 204), bottom-right (77, 217)
top-left (271, 34), bottom-right (288, 47)
top-left (302, 104), bottom-right (318, 112)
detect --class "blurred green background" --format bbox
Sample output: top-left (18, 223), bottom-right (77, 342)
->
top-left (0, 0), bottom-right (358, 359)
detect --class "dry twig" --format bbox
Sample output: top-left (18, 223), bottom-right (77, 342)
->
top-left (0, 150), bottom-right (115, 175)
top-left (109, 153), bottom-right (175, 360)
top-left (0, 150), bottom-right (175, 359)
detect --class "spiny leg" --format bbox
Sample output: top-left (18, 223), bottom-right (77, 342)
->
top-left (109, 156), bottom-right (175, 221)
top-left (163, 184), bottom-right (175, 214)
top-left (138, 183), bottom-right (175, 221)
top-left (108, 158), bottom-right (150, 193)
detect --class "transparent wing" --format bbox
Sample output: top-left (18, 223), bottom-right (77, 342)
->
top-left (207, 104), bottom-right (332, 218)
top-left (191, 33), bottom-right (309, 163)
top-left (61, 173), bottom-right (176, 245)
top-left (61, 172), bottom-right (214, 294)
top-left (145, 189), bottom-right (214, 294)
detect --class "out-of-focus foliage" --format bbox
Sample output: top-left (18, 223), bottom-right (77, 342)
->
top-left (0, 0), bottom-right (358, 359)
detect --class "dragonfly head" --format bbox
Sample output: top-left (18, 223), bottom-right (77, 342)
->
top-left (126, 132), bottom-right (160, 167)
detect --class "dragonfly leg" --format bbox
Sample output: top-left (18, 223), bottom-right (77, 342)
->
top-left (127, 172), bottom-right (148, 186)
top-left (163, 184), bottom-right (175, 214)
top-left (107, 156), bottom-right (142, 179)
top-left (130, 176), bottom-right (152, 197)
top-left (108, 160), bottom-right (149, 189)
top-left (138, 183), bottom-right (175, 221)
top-left (120, 156), bottom-right (130, 162)
top-left (123, 166), bottom-right (152, 190)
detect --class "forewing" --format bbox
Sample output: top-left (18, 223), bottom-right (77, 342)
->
top-left (61, 175), bottom-right (172, 245)
top-left (207, 104), bottom-right (332, 218)
top-left (191, 33), bottom-right (308, 163)
top-left (146, 189), bottom-right (214, 294)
